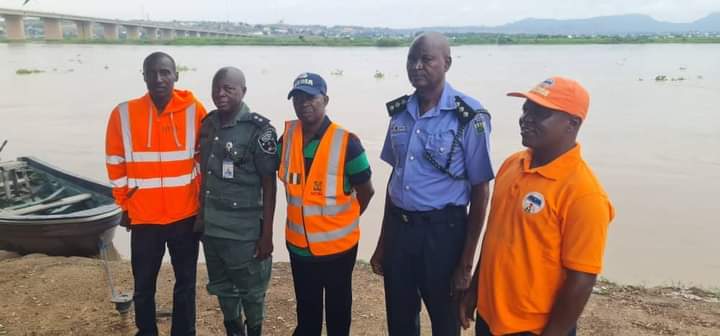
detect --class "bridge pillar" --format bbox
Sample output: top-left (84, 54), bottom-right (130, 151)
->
top-left (160, 29), bottom-right (174, 40)
top-left (101, 23), bottom-right (119, 40)
top-left (42, 18), bottom-right (63, 40)
top-left (125, 26), bottom-right (140, 40)
top-left (144, 27), bottom-right (158, 40)
top-left (187, 31), bottom-right (199, 38)
top-left (74, 20), bottom-right (93, 40)
top-left (2, 14), bottom-right (25, 41)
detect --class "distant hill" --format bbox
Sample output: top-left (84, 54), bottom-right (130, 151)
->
top-left (423, 13), bottom-right (720, 35)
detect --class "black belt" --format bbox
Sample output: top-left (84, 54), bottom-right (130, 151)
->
top-left (389, 203), bottom-right (466, 224)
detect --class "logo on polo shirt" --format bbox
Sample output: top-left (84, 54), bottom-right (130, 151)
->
top-left (522, 192), bottom-right (545, 214)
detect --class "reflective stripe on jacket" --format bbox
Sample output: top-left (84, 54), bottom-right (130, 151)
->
top-left (105, 90), bottom-right (207, 225)
top-left (278, 120), bottom-right (360, 256)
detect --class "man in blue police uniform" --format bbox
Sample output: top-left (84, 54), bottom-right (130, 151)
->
top-left (370, 32), bottom-right (494, 336)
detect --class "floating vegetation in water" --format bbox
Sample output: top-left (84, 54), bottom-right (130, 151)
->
top-left (655, 75), bottom-right (668, 81)
top-left (374, 70), bottom-right (384, 79)
top-left (697, 75), bottom-right (704, 79)
top-left (330, 69), bottom-right (344, 76)
top-left (16, 68), bottom-right (44, 75)
top-left (176, 65), bottom-right (196, 72)
top-left (679, 66), bottom-right (687, 71)
top-left (104, 65), bottom-right (109, 70)
top-left (670, 77), bottom-right (686, 81)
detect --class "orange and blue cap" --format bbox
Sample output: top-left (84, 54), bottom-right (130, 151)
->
top-left (508, 76), bottom-right (590, 120)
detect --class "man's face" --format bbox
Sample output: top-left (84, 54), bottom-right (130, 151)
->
top-left (292, 91), bottom-right (328, 125)
top-left (143, 56), bottom-right (177, 100)
top-left (406, 38), bottom-right (449, 90)
top-left (519, 100), bottom-right (576, 149)
top-left (212, 75), bottom-right (246, 113)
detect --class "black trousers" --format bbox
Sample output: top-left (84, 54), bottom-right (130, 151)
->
top-left (382, 203), bottom-right (467, 336)
top-left (475, 315), bottom-right (577, 336)
top-left (130, 216), bottom-right (200, 336)
top-left (290, 247), bottom-right (358, 336)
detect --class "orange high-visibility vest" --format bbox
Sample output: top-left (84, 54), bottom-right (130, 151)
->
top-left (105, 90), bottom-right (207, 225)
top-left (278, 120), bottom-right (361, 256)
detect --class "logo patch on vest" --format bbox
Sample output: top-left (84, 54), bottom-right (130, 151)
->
top-left (522, 192), bottom-right (545, 214)
top-left (312, 181), bottom-right (323, 195)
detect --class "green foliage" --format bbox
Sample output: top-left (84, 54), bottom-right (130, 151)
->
top-left (375, 38), bottom-right (404, 47)
top-left (16, 68), bottom-right (44, 75)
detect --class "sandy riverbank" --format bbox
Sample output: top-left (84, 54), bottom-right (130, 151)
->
top-left (0, 251), bottom-right (718, 336)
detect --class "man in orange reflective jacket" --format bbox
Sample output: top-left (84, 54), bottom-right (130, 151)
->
top-left (105, 51), bottom-right (207, 336)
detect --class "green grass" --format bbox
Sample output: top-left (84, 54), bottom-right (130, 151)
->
top-left (15, 68), bottom-right (44, 75)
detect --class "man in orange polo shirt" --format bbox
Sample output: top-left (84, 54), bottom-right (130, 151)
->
top-left (459, 77), bottom-right (614, 335)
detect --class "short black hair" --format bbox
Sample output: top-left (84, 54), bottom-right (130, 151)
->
top-left (143, 51), bottom-right (176, 71)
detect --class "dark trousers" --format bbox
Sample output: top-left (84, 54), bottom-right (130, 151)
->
top-left (382, 203), bottom-right (467, 336)
top-left (475, 315), bottom-right (577, 336)
top-left (290, 247), bottom-right (357, 336)
top-left (131, 216), bottom-right (200, 336)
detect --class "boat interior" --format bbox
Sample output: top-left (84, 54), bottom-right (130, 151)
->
top-left (0, 160), bottom-right (113, 217)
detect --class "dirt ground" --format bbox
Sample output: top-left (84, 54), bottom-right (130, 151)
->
top-left (0, 251), bottom-right (718, 336)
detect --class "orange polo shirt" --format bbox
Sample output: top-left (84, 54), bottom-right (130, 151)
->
top-left (477, 144), bottom-right (614, 335)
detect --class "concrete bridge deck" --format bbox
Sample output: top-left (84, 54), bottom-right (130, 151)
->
top-left (0, 7), bottom-right (243, 41)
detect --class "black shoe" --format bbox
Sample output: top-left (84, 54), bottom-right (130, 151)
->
top-left (223, 319), bottom-right (246, 336)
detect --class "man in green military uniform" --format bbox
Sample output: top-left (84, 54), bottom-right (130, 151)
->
top-left (197, 67), bottom-right (278, 336)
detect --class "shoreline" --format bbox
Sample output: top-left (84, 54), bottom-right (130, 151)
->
top-left (0, 251), bottom-right (718, 335)
top-left (2, 36), bottom-right (720, 47)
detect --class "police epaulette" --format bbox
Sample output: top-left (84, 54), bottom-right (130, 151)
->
top-left (386, 95), bottom-right (409, 117)
top-left (249, 113), bottom-right (270, 127)
top-left (454, 96), bottom-right (478, 125)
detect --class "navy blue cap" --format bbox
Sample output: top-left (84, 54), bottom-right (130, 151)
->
top-left (287, 72), bottom-right (327, 99)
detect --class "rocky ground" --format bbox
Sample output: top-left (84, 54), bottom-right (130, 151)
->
top-left (0, 250), bottom-right (718, 335)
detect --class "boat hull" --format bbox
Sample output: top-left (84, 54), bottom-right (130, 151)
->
top-left (0, 157), bottom-right (122, 256)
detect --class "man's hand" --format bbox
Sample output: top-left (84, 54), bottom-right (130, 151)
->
top-left (370, 246), bottom-right (384, 276)
top-left (452, 264), bottom-right (473, 292)
top-left (119, 211), bottom-right (130, 231)
top-left (458, 288), bottom-right (478, 329)
top-left (255, 233), bottom-right (273, 260)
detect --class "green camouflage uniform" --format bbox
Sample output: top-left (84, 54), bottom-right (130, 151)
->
top-left (198, 103), bottom-right (278, 333)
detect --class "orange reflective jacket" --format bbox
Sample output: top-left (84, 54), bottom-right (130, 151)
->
top-left (278, 120), bottom-right (361, 256)
top-left (105, 90), bottom-right (207, 225)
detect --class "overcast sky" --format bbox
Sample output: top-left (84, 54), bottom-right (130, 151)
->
top-left (1, 0), bottom-right (719, 28)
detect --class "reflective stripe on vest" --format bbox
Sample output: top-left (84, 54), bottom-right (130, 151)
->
top-left (118, 102), bottom-right (197, 163)
top-left (281, 120), bottom-right (297, 182)
top-left (287, 218), bottom-right (359, 243)
top-left (287, 194), bottom-right (354, 216)
top-left (325, 128), bottom-right (345, 205)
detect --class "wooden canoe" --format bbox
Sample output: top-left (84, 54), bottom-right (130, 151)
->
top-left (0, 157), bottom-right (121, 256)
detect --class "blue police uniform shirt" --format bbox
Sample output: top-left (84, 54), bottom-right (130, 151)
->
top-left (380, 82), bottom-right (494, 211)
